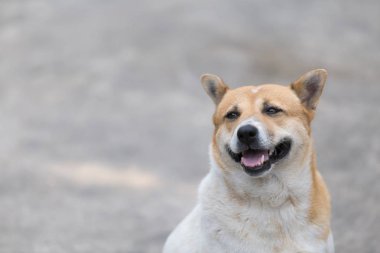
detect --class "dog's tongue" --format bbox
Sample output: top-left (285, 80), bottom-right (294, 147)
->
top-left (241, 150), bottom-right (269, 168)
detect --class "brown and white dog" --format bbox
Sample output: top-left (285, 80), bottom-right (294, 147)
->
top-left (163, 70), bottom-right (333, 253)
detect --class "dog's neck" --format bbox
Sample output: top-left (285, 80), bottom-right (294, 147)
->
top-left (207, 152), bottom-right (313, 209)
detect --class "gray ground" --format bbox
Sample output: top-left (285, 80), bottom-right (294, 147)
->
top-left (0, 0), bottom-right (379, 252)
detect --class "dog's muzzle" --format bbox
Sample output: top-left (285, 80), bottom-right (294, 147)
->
top-left (227, 125), bottom-right (292, 177)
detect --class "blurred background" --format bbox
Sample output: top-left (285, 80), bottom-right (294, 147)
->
top-left (0, 0), bottom-right (379, 252)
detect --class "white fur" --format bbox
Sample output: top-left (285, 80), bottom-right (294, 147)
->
top-left (251, 87), bottom-right (261, 93)
top-left (163, 149), bottom-right (333, 253)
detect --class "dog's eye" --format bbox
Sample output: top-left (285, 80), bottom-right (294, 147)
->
top-left (225, 111), bottom-right (240, 120)
top-left (263, 106), bottom-right (283, 115)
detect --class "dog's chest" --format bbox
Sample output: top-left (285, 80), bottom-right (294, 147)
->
top-left (202, 186), bottom-right (324, 253)
top-left (202, 203), bottom-right (321, 253)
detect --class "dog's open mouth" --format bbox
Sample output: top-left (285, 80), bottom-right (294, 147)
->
top-left (226, 139), bottom-right (292, 176)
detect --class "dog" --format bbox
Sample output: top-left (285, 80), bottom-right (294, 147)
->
top-left (163, 69), bottom-right (333, 253)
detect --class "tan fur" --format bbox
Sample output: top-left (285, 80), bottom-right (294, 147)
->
top-left (309, 153), bottom-right (331, 240)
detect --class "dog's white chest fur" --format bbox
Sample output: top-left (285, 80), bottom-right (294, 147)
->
top-left (198, 168), bottom-right (326, 253)
top-left (164, 162), bottom-right (332, 253)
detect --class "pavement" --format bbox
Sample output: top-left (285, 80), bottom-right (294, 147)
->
top-left (0, 0), bottom-right (379, 252)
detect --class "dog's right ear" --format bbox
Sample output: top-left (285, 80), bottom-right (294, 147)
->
top-left (201, 74), bottom-right (229, 105)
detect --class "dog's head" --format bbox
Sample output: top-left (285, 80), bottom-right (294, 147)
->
top-left (201, 69), bottom-right (327, 178)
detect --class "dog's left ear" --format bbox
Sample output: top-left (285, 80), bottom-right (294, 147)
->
top-left (201, 74), bottom-right (229, 105)
top-left (290, 69), bottom-right (327, 110)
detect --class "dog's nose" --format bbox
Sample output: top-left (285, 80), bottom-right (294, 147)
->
top-left (237, 125), bottom-right (258, 145)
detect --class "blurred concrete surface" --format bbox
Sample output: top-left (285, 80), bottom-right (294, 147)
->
top-left (0, 0), bottom-right (379, 252)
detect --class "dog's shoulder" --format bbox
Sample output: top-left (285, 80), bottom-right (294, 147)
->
top-left (163, 205), bottom-right (202, 253)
